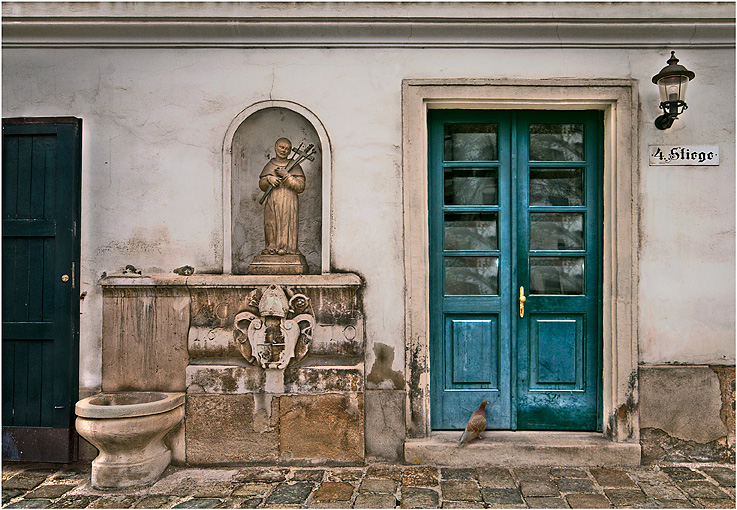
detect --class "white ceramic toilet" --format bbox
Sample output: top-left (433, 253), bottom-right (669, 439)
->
top-left (75, 391), bottom-right (184, 489)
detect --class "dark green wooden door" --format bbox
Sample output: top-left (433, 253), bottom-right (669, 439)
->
top-left (2, 118), bottom-right (82, 461)
top-left (429, 110), bottom-right (602, 431)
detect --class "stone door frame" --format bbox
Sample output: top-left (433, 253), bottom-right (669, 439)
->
top-left (222, 99), bottom-right (333, 274)
top-left (402, 79), bottom-right (640, 443)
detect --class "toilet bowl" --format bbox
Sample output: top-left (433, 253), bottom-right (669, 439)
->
top-left (75, 391), bottom-right (185, 489)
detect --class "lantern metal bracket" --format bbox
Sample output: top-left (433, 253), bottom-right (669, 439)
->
top-left (655, 100), bottom-right (688, 130)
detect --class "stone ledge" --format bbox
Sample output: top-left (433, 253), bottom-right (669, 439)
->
top-left (100, 273), bottom-right (362, 288)
top-left (405, 431), bottom-right (641, 467)
top-left (186, 363), bottom-right (364, 394)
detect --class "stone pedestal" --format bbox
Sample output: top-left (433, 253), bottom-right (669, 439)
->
top-left (100, 273), bottom-right (365, 466)
top-left (247, 253), bottom-right (309, 275)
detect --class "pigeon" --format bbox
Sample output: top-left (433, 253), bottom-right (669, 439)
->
top-left (458, 400), bottom-right (489, 446)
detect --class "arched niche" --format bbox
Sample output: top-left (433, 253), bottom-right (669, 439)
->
top-left (223, 101), bottom-right (331, 274)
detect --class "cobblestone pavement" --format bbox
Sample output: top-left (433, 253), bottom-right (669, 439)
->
top-left (2, 462), bottom-right (734, 509)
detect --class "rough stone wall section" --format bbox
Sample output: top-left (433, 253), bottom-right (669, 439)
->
top-left (639, 365), bottom-right (735, 464)
top-left (711, 365), bottom-right (736, 462)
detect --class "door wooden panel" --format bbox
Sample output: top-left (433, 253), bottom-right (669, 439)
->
top-left (529, 315), bottom-right (582, 386)
top-left (429, 110), bottom-right (602, 431)
top-left (2, 118), bottom-right (81, 462)
top-left (448, 316), bottom-right (498, 386)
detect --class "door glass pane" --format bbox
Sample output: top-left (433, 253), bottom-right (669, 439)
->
top-left (444, 124), bottom-right (498, 161)
top-left (530, 257), bottom-right (584, 295)
top-left (444, 213), bottom-right (498, 251)
top-left (530, 168), bottom-right (583, 206)
top-left (445, 257), bottom-right (498, 295)
top-left (444, 168), bottom-right (498, 205)
top-left (529, 124), bottom-right (584, 161)
top-left (530, 213), bottom-right (584, 251)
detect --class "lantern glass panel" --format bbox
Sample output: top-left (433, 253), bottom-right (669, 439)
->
top-left (657, 75), bottom-right (689, 103)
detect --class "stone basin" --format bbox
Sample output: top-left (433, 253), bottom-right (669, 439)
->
top-left (76, 391), bottom-right (185, 419)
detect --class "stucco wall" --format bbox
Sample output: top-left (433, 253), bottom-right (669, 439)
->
top-left (2, 3), bottom-right (734, 396)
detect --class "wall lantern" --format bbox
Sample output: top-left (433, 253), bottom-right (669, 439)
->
top-left (652, 51), bottom-right (696, 130)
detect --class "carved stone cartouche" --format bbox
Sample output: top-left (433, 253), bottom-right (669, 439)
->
top-left (233, 284), bottom-right (315, 370)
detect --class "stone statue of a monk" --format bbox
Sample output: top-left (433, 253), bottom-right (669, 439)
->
top-left (259, 138), bottom-right (305, 256)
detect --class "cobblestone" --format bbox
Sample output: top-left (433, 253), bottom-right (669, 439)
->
top-left (513, 467), bottom-right (551, 481)
top-left (696, 498), bottom-right (736, 508)
top-left (662, 466), bottom-right (707, 482)
top-left (263, 482), bottom-right (314, 506)
top-left (566, 493), bottom-right (612, 508)
top-left (4, 500), bottom-right (52, 509)
top-left (554, 477), bottom-right (598, 493)
top-left (603, 488), bottom-right (647, 506)
top-left (231, 483), bottom-right (274, 498)
top-left (236, 497), bottom-right (264, 509)
top-left (551, 467), bottom-right (589, 479)
top-left (365, 467), bottom-right (402, 482)
top-left (1, 461), bottom-right (735, 509)
top-left (480, 487), bottom-right (524, 506)
top-left (132, 495), bottom-right (178, 508)
top-left (678, 481), bottom-right (730, 499)
top-left (358, 479), bottom-right (397, 493)
top-left (401, 467), bottom-right (438, 487)
top-left (400, 487), bottom-right (439, 508)
top-left (352, 493), bottom-right (396, 508)
top-left (312, 482), bottom-right (354, 503)
top-left (438, 468), bottom-right (474, 480)
top-left (172, 498), bottom-right (222, 509)
top-left (476, 467), bottom-right (515, 487)
top-left (519, 479), bottom-right (560, 497)
top-left (2, 473), bottom-right (49, 492)
top-left (524, 496), bottom-right (569, 508)
top-left (87, 495), bottom-right (140, 508)
top-left (638, 481), bottom-right (688, 500)
top-left (439, 480), bottom-right (481, 502)
top-left (290, 471), bottom-right (325, 483)
top-left (591, 468), bottom-right (637, 488)
top-left (700, 467), bottom-right (736, 487)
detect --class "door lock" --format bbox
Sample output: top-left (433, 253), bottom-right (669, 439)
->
top-left (61, 274), bottom-right (70, 282)
top-left (519, 286), bottom-right (527, 318)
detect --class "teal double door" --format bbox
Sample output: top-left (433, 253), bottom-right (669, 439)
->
top-left (429, 110), bottom-right (602, 431)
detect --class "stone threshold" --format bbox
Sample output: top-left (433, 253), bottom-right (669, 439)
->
top-left (405, 431), bottom-right (641, 467)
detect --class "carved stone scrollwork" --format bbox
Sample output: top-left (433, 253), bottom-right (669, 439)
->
top-left (233, 284), bottom-right (315, 369)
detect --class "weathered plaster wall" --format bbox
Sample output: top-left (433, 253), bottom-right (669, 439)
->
top-left (2, 43), bottom-right (734, 396)
top-left (638, 57), bottom-right (736, 365)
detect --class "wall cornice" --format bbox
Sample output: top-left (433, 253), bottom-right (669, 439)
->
top-left (3, 2), bottom-right (734, 49)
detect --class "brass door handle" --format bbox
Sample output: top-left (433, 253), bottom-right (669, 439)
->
top-left (519, 286), bottom-right (527, 318)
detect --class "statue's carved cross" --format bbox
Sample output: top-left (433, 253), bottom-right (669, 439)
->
top-left (259, 142), bottom-right (316, 205)
top-left (292, 144), bottom-right (316, 163)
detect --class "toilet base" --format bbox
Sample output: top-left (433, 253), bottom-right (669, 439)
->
top-left (91, 448), bottom-right (172, 489)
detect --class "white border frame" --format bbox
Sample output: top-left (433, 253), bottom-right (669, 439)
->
top-left (402, 79), bottom-right (640, 442)
top-left (222, 100), bottom-right (332, 274)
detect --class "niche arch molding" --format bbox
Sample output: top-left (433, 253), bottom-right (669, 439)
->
top-left (222, 100), bottom-right (332, 274)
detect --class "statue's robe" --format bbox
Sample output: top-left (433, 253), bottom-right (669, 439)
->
top-left (259, 159), bottom-right (305, 255)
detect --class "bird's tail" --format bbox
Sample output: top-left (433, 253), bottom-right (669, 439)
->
top-left (458, 430), bottom-right (471, 446)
